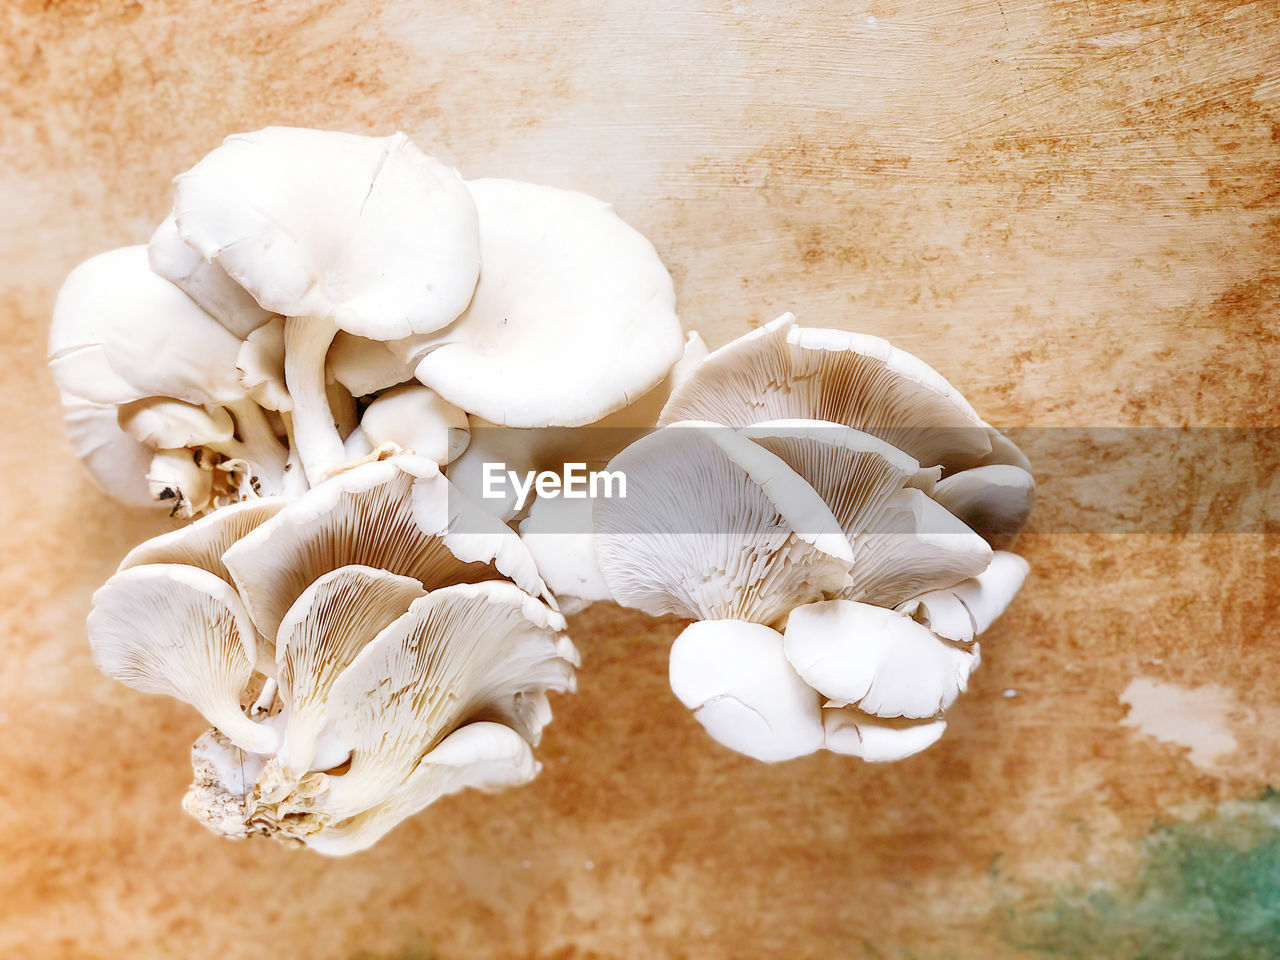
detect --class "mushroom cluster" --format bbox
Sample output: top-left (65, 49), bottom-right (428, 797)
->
top-left (89, 456), bottom-right (578, 854)
top-left (55, 126), bottom-right (1035, 854)
top-left (564, 314), bottom-right (1034, 763)
top-left (51, 126), bottom-right (687, 516)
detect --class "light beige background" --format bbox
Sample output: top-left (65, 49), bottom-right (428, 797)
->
top-left (1, 1), bottom-right (1277, 957)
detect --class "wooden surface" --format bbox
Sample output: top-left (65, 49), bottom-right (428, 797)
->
top-left (2, 1), bottom-right (1278, 957)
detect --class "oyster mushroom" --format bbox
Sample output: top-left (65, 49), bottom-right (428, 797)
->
top-left (356, 383), bottom-right (469, 465)
top-left (91, 456), bottom-right (576, 854)
top-left (49, 246), bottom-right (288, 515)
top-left (171, 127), bottom-right (480, 484)
top-left (668, 619), bottom-right (824, 763)
top-left (584, 318), bottom-right (1032, 763)
top-left (402, 178), bottom-right (684, 429)
top-left (59, 392), bottom-right (166, 510)
top-left (593, 422), bottom-right (854, 625)
top-left (147, 216), bottom-right (274, 339)
top-left (659, 313), bottom-right (1023, 476)
top-left (88, 563), bottom-right (279, 754)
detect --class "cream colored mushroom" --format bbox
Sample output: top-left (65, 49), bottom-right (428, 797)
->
top-left (88, 563), bottom-right (279, 754)
top-left (659, 313), bottom-right (1023, 476)
top-left (593, 422), bottom-right (854, 625)
top-left (172, 127), bottom-right (480, 484)
top-left (357, 384), bottom-right (469, 465)
top-left (271, 565), bottom-right (427, 780)
top-left (328, 332), bottom-right (417, 398)
top-left (783, 599), bottom-right (978, 720)
top-left (148, 216), bottom-right (274, 338)
top-left (404, 178), bottom-right (684, 429)
top-left (930, 464), bottom-right (1036, 550)
top-left (668, 619), bottom-right (824, 762)
top-left (222, 455), bottom-right (549, 647)
top-left (49, 246), bottom-right (288, 514)
top-left (59, 392), bottom-right (166, 510)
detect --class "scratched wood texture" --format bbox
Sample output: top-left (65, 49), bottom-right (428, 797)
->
top-left (2, 1), bottom-right (1278, 958)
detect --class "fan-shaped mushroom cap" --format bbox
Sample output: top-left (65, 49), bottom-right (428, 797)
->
top-left (305, 721), bottom-right (538, 856)
top-left (222, 456), bottom-right (549, 642)
top-left (519, 493), bottom-right (613, 612)
top-left (148, 216), bottom-right (274, 338)
top-left (897, 549), bottom-right (1030, 644)
top-left (782, 598), bottom-right (977, 720)
top-left (88, 564), bottom-right (278, 753)
top-left (273, 565), bottom-right (428, 778)
top-left (318, 580), bottom-right (573, 819)
top-left (359, 384), bottom-right (469, 465)
top-left (172, 127), bottom-right (480, 483)
top-left (235, 317), bottom-right (291, 412)
top-left (594, 423), bottom-right (854, 624)
top-left (930, 464), bottom-right (1035, 550)
top-left (117, 397), bottom-right (233, 450)
top-left (409, 178), bottom-right (684, 428)
top-left (822, 710), bottom-right (947, 762)
top-left (659, 314), bottom-right (998, 474)
top-left (668, 619), bottom-right (824, 762)
top-left (118, 496), bottom-right (286, 580)
top-left (49, 246), bottom-right (246, 407)
top-left (172, 127), bottom-right (479, 339)
top-left (60, 393), bottom-right (166, 509)
top-left (733, 419), bottom-right (989, 605)
top-left (445, 331), bottom-right (708, 522)
top-left (329, 332), bottom-right (417, 398)
top-left (739, 419), bottom-right (933, 535)
top-left (843, 487), bottom-right (993, 608)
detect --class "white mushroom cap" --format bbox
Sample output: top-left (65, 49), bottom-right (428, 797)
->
top-left (897, 549), bottom-right (1030, 643)
top-left (147, 216), bottom-right (274, 338)
top-left (930, 464), bottom-right (1035, 549)
top-left (409, 178), bottom-right (684, 428)
top-left (318, 580), bottom-right (573, 820)
top-left (173, 127), bottom-right (478, 338)
top-left (736, 419), bottom-right (989, 606)
top-left (172, 127), bottom-right (480, 483)
top-left (444, 331), bottom-right (708, 522)
top-left (117, 397), bottom-right (234, 450)
top-left (739, 419), bottom-right (932, 536)
top-left (594, 423), bottom-right (854, 624)
top-left (118, 496), bottom-right (287, 582)
top-left (845, 487), bottom-right (993, 607)
top-left (519, 492), bottom-right (613, 611)
top-left (88, 563), bottom-right (279, 754)
top-left (822, 709), bottom-right (948, 762)
top-left (59, 392), bottom-right (167, 509)
top-left (328, 332), bottom-right (417, 398)
top-left (221, 455), bottom-right (549, 642)
top-left (782, 598), bottom-right (977, 720)
top-left (49, 246), bottom-right (246, 407)
top-left (359, 383), bottom-right (469, 465)
top-left (668, 619), bottom-right (824, 762)
top-left (235, 317), bottom-right (291, 412)
top-left (659, 313), bottom-right (997, 474)
top-left (272, 564), bottom-right (428, 778)
top-left (305, 721), bottom-right (538, 856)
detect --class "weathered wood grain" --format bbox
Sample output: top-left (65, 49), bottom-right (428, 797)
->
top-left (1, 1), bottom-right (1276, 957)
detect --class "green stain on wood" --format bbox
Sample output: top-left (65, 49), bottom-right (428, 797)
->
top-left (1003, 789), bottom-right (1280, 959)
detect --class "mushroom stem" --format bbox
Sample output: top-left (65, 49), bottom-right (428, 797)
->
top-left (146, 449), bottom-right (211, 518)
top-left (251, 677), bottom-right (277, 716)
top-left (282, 317), bottom-right (342, 485)
top-left (278, 412), bottom-right (310, 498)
top-left (212, 400), bottom-right (289, 496)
